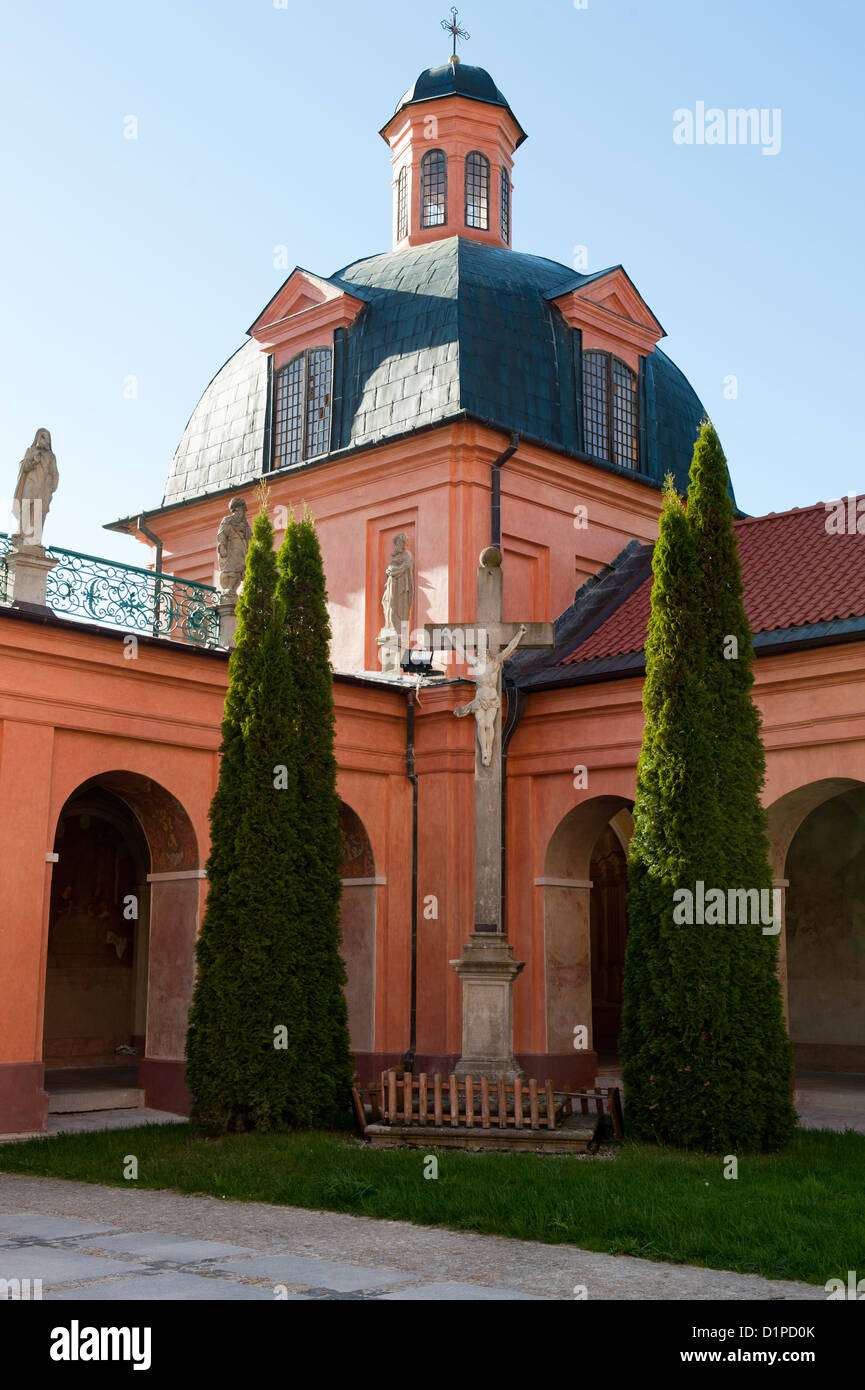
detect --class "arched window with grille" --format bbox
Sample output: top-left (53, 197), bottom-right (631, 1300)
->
top-left (272, 347), bottom-right (332, 470)
top-left (465, 151), bottom-right (490, 230)
top-left (396, 165), bottom-right (409, 242)
top-left (421, 149), bottom-right (447, 228)
top-left (500, 165), bottom-right (510, 244)
top-left (582, 350), bottom-right (639, 470)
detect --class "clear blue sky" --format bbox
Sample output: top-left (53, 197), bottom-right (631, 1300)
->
top-left (2, 0), bottom-right (863, 564)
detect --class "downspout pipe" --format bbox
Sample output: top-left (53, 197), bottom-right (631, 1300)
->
top-left (403, 686), bottom-right (419, 1072)
top-left (493, 434), bottom-right (519, 936)
top-left (137, 515), bottom-right (163, 638)
top-left (490, 432), bottom-right (519, 550)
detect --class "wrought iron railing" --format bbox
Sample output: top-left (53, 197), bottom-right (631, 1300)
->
top-left (0, 533), bottom-right (220, 647)
top-left (0, 533), bottom-right (10, 604)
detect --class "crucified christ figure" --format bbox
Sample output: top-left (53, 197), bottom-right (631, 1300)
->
top-left (454, 625), bottom-right (527, 768)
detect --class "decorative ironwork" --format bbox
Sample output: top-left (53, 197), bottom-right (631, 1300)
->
top-left (24, 540), bottom-right (220, 645)
top-left (465, 150), bottom-right (490, 230)
top-left (582, 350), bottom-right (639, 471)
top-left (421, 148), bottom-right (447, 228)
top-left (0, 532), bottom-right (11, 604)
top-left (442, 6), bottom-right (470, 58)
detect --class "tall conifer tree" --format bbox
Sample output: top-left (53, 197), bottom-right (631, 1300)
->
top-left (687, 422), bottom-right (795, 1149)
top-left (622, 423), bottom-right (796, 1152)
top-left (621, 478), bottom-right (733, 1147)
top-left (274, 509), bottom-right (354, 1125)
top-left (186, 501), bottom-right (300, 1132)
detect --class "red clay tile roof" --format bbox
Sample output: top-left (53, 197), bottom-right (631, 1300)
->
top-left (562, 501), bottom-right (865, 665)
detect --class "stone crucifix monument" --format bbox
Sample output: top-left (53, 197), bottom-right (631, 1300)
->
top-left (427, 545), bottom-right (554, 1079)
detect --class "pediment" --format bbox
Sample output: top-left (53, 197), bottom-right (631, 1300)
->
top-left (550, 266), bottom-right (665, 357)
top-left (248, 267), bottom-right (368, 354)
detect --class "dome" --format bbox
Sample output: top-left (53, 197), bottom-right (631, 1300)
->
top-left (163, 238), bottom-right (722, 507)
top-left (387, 62), bottom-right (527, 146)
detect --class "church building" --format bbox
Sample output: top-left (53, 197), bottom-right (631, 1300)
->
top-left (1, 46), bottom-right (863, 1134)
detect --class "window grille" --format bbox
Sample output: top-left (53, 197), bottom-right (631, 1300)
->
top-left (397, 165), bottom-right (409, 241)
top-left (421, 149), bottom-right (447, 228)
top-left (273, 348), bottom-right (332, 469)
top-left (500, 165), bottom-right (510, 244)
top-left (465, 151), bottom-right (490, 230)
top-left (583, 350), bottom-right (639, 470)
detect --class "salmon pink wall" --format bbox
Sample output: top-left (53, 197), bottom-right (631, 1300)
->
top-left (127, 422), bottom-right (665, 677)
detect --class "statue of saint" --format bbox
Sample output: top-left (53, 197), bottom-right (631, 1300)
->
top-left (381, 533), bottom-right (414, 636)
top-left (12, 428), bottom-right (58, 546)
top-left (216, 497), bottom-right (252, 599)
top-left (455, 625), bottom-right (527, 767)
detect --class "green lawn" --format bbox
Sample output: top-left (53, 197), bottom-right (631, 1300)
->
top-left (1, 1123), bottom-right (862, 1287)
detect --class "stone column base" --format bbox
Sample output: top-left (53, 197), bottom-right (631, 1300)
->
top-left (140, 1058), bottom-right (191, 1116)
top-left (0, 1062), bottom-right (49, 1134)
top-left (217, 599), bottom-right (238, 649)
top-left (450, 934), bottom-right (525, 1081)
top-left (6, 544), bottom-right (58, 611)
top-left (377, 627), bottom-right (400, 673)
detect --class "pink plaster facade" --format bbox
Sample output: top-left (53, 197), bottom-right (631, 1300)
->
top-left (1, 67), bottom-right (862, 1135)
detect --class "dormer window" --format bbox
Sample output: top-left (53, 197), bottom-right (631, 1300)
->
top-left (583, 350), bottom-right (639, 470)
top-left (396, 165), bottom-right (409, 242)
top-left (500, 166), bottom-right (510, 244)
top-left (272, 347), bottom-right (332, 470)
top-left (465, 151), bottom-right (490, 230)
top-left (421, 149), bottom-right (447, 228)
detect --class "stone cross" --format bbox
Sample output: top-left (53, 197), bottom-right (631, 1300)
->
top-left (426, 545), bottom-right (554, 1078)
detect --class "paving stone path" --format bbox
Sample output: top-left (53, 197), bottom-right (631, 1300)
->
top-left (0, 1174), bottom-right (821, 1302)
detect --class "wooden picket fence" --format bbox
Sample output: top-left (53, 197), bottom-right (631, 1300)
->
top-left (351, 1070), bottom-right (623, 1152)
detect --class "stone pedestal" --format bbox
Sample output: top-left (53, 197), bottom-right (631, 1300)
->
top-left (6, 543), bottom-right (58, 611)
top-left (218, 599), bottom-right (238, 649)
top-left (450, 934), bottom-right (525, 1080)
top-left (377, 627), bottom-right (400, 673)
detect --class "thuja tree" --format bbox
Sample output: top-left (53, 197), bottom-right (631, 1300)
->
top-left (620, 477), bottom-right (733, 1148)
top-left (273, 509), bottom-right (354, 1126)
top-left (186, 502), bottom-right (301, 1133)
top-left (687, 421), bottom-right (795, 1150)
top-left (622, 425), bottom-right (796, 1153)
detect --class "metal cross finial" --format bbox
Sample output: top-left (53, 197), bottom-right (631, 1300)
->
top-left (441, 6), bottom-right (470, 60)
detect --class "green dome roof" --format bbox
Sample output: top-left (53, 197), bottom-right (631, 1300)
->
top-left (164, 238), bottom-right (721, 508)
top-left (387, 62), bottom-right (527, 146)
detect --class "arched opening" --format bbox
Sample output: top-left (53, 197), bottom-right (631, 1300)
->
top-left (44, 772), bottom-right (199, 1115)
top-left (45, 788), bottom-right (149, 1083)
top-left (339, 802), bottom-right (377, 1061)
top-left (589, 821), bottom-right (630, 1053)
top-left (775, 782), bottom-right (865, 1073)
top-left (542, 798), bottom-right (633, 1079)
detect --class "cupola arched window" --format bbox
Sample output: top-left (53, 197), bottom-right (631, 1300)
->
top-left (272, 347), bottom-right (332, 470)
top-left (583, 351), bottom-right (639, 470)
top-left (396, 165), bottom-right (409, 242)
top-left (421, 149), bottom-right (447, 228)
top-left (500, 166), bottom-right (510, 244)
top-left (465, 151), bottom-right (490, 230)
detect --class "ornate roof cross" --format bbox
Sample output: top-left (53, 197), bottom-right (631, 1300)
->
top-left (441, 6), bottom-right (470, 61)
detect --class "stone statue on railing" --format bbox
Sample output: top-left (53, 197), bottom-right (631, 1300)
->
top-left (216, 497), bottom-right (252, 599)
top-left (5, 428), bottom-right (60, 610)
top-left (377, 532), bottom-right (414, 673)
top-left (215, 496), bottom-right (252, 648)
top-left (12, 428), bottom-right (58, 548)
